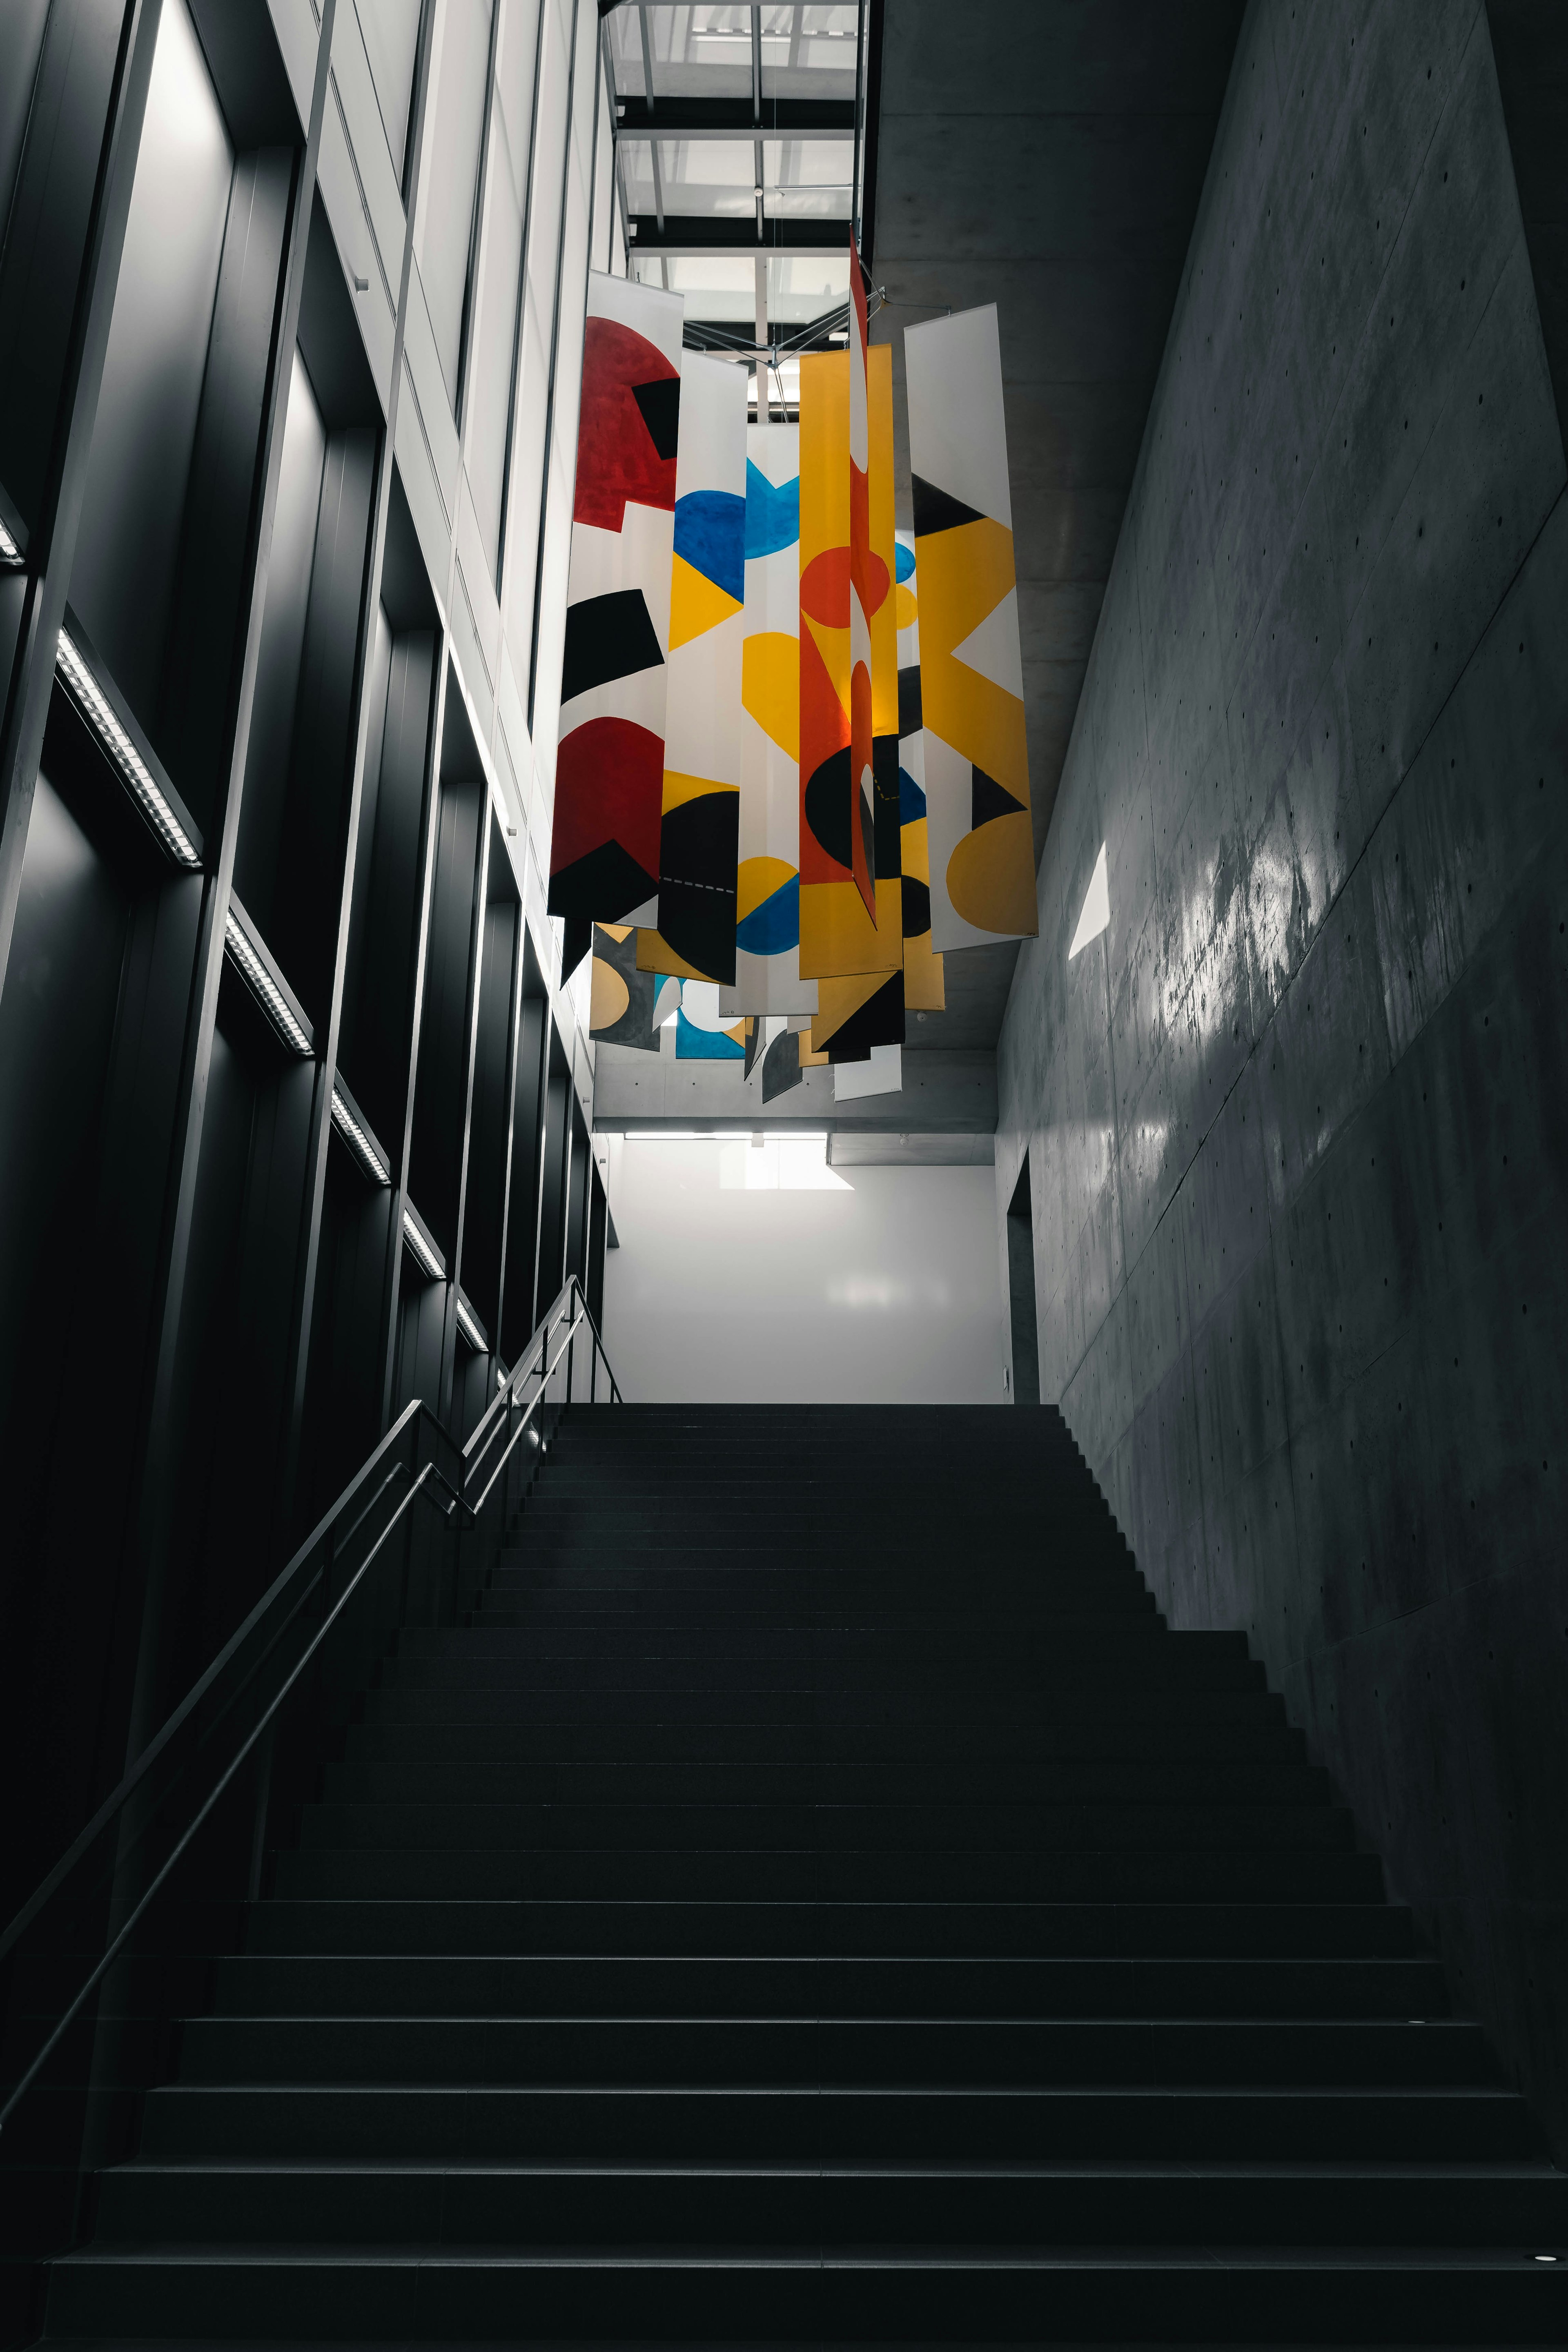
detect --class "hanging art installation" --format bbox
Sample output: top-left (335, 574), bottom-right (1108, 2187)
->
top-left (904, 301), bottom-right (1038, 952)
top-left (574, 250), bottom-right (1031, 1089)
top-left (636, 349), bottom-right (747, 988)
top-left (721, 423), bottom-right (815, 1018)
top-left (894, 528), bottom-right (944, 1012)
top-left (549, 272), bottom-right (683, 979)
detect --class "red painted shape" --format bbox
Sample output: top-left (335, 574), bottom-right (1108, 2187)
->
top-left (801, 546), bottom-right (851, 628)
top-left (573, 317), bottom-right (679, 532)
top-left (551, 715), bottom-right (664, 880)
top-left (799, 617), bottom-right (850, 887)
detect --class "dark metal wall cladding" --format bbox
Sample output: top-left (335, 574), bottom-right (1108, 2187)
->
top-left (0, 0), bottom-right (612, 1957)
top-left (997, 0), bottom-right (1568, 2151)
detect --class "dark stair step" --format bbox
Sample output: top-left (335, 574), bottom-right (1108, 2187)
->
top-left (266, 1843), bottom-right (1386, 1904)
top-left (294, 1799), bottom-right (1353, 1854)
top-left (174, 2014), bottom-right (1496, 2089)
top-left (135, 2080), bottom-right (1545, 2163)
top-left (241, 1897), bottom-right (1421, 1960)
top-left (207, 1951), bottom-right (1454, 2022)
top-left (91, 2154), bottom-right (1568, 2250)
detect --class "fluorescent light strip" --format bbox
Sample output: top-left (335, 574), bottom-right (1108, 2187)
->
top-left (454, 1294), bottom-right (486, 1352)
top-left (56, 631), bottom-right (200, 869)
top-left (223, 912), bottom-right (311, 1056)
top-left (0, 518), bottom-right (21, 566)
top-left (330, 1088), bottom-right (390, 1185)
top-left (401, 1211), bottom-right (443, 1283)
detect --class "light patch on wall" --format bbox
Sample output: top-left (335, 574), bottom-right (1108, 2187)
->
top-left (1068, 842), bottom-right (1109, 959)
top-left (825, 1274), bottom-right (952, 1311)
top-left (719, 1136), bottom-right (852, 1191)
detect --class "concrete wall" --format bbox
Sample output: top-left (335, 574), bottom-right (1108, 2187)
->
top-left (602, 1138), bottom-right (1004, 1404)
top-left (995, 0), bottom-right (1568, 2149)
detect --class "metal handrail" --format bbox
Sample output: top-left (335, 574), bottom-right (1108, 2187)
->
top-left (0, 1272), bottom-right (621, 2142)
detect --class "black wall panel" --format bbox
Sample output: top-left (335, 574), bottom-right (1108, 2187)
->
top-left (499, 988), bottom-right (547, 1364)
top-left (410, 775), bottom-right (482, 1262)
top-left (0, 0), bottom-right (130, 531)
top-left (341, 625), bottom-right (437, 1154)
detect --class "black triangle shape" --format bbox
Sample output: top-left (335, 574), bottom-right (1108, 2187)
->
top-left (560, 918), bottom-right (592, 985)
top-left (911, 472), bottom-right (987, 537)
top-left (633, 376), bottom-right (680, 462)
top-left (973, 763), bottom-right (1025, 832)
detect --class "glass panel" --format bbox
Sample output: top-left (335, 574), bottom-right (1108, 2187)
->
top-left (763, 136), bottom-right (850, 219)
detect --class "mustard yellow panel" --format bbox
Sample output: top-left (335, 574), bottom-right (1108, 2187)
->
top-left (895, 584), bottom-right (917, 633)
top-left (741, 631), bottom-right (800, 761)
top-left (799, 876), bottom-right (902, 981)
top-left (599, 922), bottom-right (632, 943)
top-left (811, 966), bottom-right (886, 1053)
top-left (799, 351), bottom-right (849, 568)
top-left (903, 930), bottom-right (945, 1011)
top-left (670, 551), bottom-right (743, 651)
top-left (946, 807), bottom-right (1037, 938)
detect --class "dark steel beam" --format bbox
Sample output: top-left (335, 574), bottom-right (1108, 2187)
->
top-left (629, 214), bottom-right (847, 255)
top-left (614, 96), bottom-right (853, 138)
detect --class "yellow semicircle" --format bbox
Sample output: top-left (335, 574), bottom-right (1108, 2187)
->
top-left (589, 958), bottom-right (630, 1031)
top-left (737, 855), bottom-right (796, 923)
top-left (946, 808), bottom-right (1037, 938)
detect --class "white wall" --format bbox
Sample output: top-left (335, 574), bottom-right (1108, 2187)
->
top-left (601, 1137), bottom-right (1004, 1403)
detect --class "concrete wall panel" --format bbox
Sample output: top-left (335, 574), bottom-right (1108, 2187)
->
top-left (997, 0), bottom-right (1568, 2149)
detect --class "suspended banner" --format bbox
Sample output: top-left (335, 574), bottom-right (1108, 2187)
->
top-left (588, 923), bottom-right (662, 1050)
top-left (797, 350), bottom-right (895, 982)
top-left (674, 977), bottom-right (744, 1058)
top-left (637, 350), bottom-right (746, 986)
top-left (722, 423), bottom-right (816, 1017)
top-left (848, 247), bottom-right (876, 918)
top-left (905, 302), bottom-right (1037, 952)
top-left (549, 273), bottom-right (683, 972)
top-left (895, 528), bottom-right (944, 1012)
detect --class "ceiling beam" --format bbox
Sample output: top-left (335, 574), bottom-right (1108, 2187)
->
top-left (629, 215), bottom-right (847, 256)
top-left (615, 97), bottom-right (855, 139)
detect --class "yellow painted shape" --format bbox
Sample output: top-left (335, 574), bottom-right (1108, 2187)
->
top-left (798, 351), bottom-right (848, 569)
top-left (737, 855), bottom-right (795, 924)
top-left (801, 609), bottom-right (850, 706)
top-left (669, 550), bottom-right (743, 650)
top-left (635, 926), bottom-right (722, 984)
top-left (811, 967), bottom-right (886, 1052)
top-left (598, 922), bottom-right (632, 944)
top-left (918, 518), bottom-right (1029, 804)
top-left (590, 957), bottom-right (630, 1032)
top-left (741, 632), bottom-right (799, 760)
top-left (946, 807), bottom-right (1038, 938)
top-left (903, 930), bottom-right (945, 1011)
top-left (800, 1036), bottom-right (829, 1067)
top-left (895, 584), bottom-right (917, 632)
top-left (869, 345), bottom-right (899, 735)
top-left (662, 769), bottom-right (739, 816)
top-left (797, 876), bottom-right (901, 981)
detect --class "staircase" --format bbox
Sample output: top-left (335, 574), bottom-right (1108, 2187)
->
top-left (43, 1403), bottom-right (1566, 2341)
